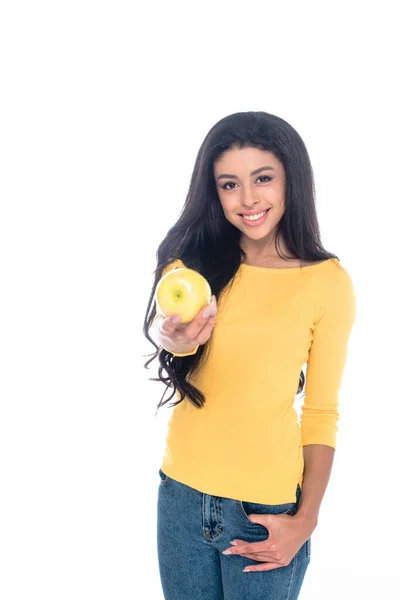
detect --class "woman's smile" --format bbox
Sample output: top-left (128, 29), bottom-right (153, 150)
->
top-left (238, 208), bottom-right (271, 226)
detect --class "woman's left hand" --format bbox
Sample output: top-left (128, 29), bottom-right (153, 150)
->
top-left (222, 513), bottom-right (315, 572)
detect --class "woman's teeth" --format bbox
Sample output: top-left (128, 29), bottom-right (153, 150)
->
top-left (242, 210), bottom-right (267, 221)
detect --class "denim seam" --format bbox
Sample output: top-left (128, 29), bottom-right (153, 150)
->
top-left (202, 494), bottom-right (208, 535)
top-left (286, 547), bottom-right (298, 600)
top-left (216, 497), bottom-right (221, 523)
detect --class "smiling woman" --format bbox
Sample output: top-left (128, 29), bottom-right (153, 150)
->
top-left (143, 111), bottom-right (356, 600)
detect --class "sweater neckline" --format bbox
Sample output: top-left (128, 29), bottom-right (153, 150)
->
top-left (239, 258), bottom-right (338, 272)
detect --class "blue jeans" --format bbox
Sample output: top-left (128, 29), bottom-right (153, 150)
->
top-left (157, 469), bottom-right (311, 600)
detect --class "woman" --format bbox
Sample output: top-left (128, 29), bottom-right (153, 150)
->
top-left (143, 111), bottom-right (356, 599)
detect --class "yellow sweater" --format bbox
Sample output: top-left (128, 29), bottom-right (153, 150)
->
top-left (158, 258), bottom-right (356, 504)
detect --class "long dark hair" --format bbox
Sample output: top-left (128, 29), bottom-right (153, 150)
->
top-left (143, 111), bottom-right (338, 411)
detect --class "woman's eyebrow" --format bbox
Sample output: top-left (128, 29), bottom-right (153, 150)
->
top-left (216, 166), bottom-right (275, 180)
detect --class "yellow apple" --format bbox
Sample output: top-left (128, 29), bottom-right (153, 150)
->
top-left (155, 268), bottom-right (212, 324)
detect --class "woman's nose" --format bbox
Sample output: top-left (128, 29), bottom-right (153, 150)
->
top-left (240, 193), bottom-right (260, 208)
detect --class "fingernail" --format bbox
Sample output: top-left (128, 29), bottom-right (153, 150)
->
top-left (222, 549), bottom-right (232, 555)
top-left (202, 306), bottom-right (211, 319)
top-left (171, 315), bottom-right (181, 324)
top-left (230, 541), bottom-right (238, 546)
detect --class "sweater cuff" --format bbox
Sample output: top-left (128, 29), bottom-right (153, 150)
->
top-left (170, 345), bottom-right (199, 357)
top-left (301, 428), bottom-right (337, 450)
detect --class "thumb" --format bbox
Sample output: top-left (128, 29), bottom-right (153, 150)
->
top-left (247, 513), bottom-right (273, 527)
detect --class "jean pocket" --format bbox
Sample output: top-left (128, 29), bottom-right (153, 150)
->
top-left (159, 468), bottom-right (171, 486)
top-left (238, 499), bottom-right (295, 526)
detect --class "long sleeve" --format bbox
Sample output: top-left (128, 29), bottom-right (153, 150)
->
top-left (300, 266), bottom-right (357, 449)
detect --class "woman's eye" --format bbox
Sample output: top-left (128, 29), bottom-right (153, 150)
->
top-left (221, 182), bottom-right (237, 190)
top-left (256, 175), bottom-right (272, 183)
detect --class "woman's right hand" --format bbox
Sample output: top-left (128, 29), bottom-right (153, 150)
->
top-left (155, 295), bottom-right (218, 355)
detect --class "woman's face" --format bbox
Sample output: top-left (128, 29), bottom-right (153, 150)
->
top-left (213, 146), bottom-right (286, 246)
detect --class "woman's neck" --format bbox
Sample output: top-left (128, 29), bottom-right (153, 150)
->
top-left (240, 234), bottom-right (295, 267)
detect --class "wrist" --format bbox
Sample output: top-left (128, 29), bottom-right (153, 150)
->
top-left (293, 511), bottom-right (318, 533)
top-left (168, 345), bottom-right (199, 357)
top-left (159, 338), bottom-right (199, 356)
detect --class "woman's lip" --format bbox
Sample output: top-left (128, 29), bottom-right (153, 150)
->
top-left (238, 208), bottom-right (270, 226)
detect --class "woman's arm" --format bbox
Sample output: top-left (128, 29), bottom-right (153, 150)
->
top-left (295, 266), bottom-right (356, 530)
top-left (294, 444), bottom-right (335, 529)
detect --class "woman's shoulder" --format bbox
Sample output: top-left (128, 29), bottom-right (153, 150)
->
top-left (316, 257), bottom-right (353, 280)
top-left (313, 258), bottom-right (356, 312)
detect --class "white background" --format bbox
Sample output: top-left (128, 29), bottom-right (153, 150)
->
top-left (1, 1), bottom-right (399, 598)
